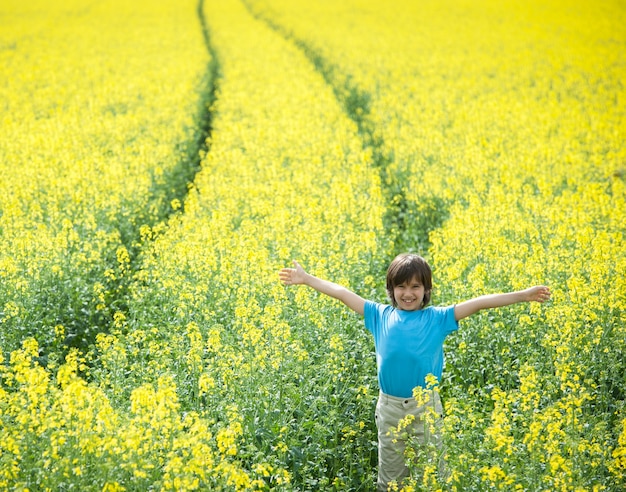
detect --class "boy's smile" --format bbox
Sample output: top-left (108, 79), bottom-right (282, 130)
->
top-left (393, 277), bottom-right (427, 311)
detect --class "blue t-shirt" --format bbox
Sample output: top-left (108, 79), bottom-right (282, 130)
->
top-left (364, 301), bottom-right (459, 398)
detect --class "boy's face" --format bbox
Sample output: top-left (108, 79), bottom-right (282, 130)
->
top-left (393, 275), bottom-right (427, 311)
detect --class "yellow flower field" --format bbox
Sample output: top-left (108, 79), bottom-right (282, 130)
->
top-left (1, 0), bottom-right (625, 490)
top-left (246, 0), bottom-right (625, 488)
top-left (0, 0), bottom-right (212, 354)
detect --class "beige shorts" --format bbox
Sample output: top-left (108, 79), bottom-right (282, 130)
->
top-left (375, 390), bottom-right (444, 491)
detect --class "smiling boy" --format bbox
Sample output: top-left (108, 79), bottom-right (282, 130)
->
top-left (279, 253), bottom-right (551, 490)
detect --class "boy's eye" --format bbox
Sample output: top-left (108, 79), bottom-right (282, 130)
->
top-left (396, 281), bottom-right (422, 288)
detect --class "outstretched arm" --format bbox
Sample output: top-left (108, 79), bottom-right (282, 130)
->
top-left (279, 260), bottom-right (366, 316)
top-left (454, 285), bottom-right (551, 321)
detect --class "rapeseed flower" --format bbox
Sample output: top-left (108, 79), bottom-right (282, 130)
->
top-left (2, 0), bottom-right (623, 489)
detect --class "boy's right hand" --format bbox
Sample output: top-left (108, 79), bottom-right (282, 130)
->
top-left (279, 260), bottom-right (307, 285)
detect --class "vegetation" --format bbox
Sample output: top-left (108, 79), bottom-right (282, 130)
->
top-left (1, 0), bottom-right (624, 490)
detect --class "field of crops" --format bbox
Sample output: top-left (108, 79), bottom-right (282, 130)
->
top-left (1, 0), bottom-right (624, 490)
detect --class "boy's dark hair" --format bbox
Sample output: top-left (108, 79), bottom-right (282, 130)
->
top-left (386, 253), bottom-right (433, 307)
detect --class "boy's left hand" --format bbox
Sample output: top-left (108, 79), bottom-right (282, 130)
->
top-left (525, 285), bottom-right (551, 303)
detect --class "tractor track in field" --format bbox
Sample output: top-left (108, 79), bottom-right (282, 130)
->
top-left (109, 0), bottom-right (220, 315)
top-left (63, 0), bottom-right (220, 355)
top-left (143, 0), bottom-right (218, 229)
top-left (240, 0), bottom-right (421, 257)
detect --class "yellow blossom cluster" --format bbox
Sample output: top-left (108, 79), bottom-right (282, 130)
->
top-left (0, 338), bottom-right (264, 490)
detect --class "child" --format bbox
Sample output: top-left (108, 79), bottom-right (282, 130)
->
top-left (279, 253), bottom-right (551, 491)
